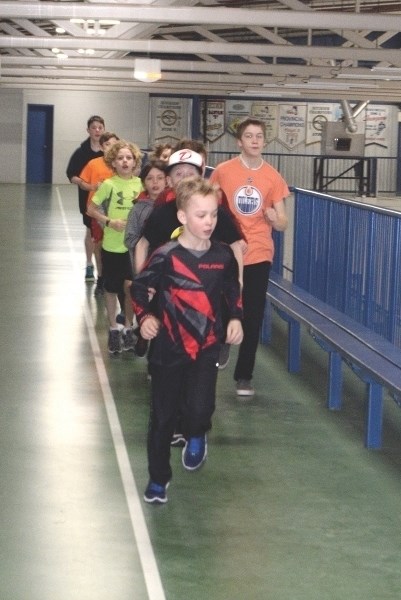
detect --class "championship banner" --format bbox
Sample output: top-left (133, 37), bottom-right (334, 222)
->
top-left (150, 97), bottom-right (192, 145)
top-left (226, 100), bottom-right (251, 137)
top-left (203, 100), bottom-right (225, 143)
top-left (306, 103), bottom-right (336, 146)
top-left (251, 102), bottom-right (278, 144)
top-left (277, 104), bottom-right (307, 150)
top-left (365, 105), bottom-right (389, 148)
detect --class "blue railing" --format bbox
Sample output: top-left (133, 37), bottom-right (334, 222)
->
top-left (289, 188), bottom-right (401, 348)
top-left (272, 229), bottom-right (284, 275)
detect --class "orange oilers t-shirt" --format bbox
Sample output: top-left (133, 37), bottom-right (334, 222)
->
top-left (80, 156), bottom-right (114, 206)
top-left (210, 156), bottom-right (289, 266)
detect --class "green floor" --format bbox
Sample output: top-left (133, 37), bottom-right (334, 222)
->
top-left (1, 183), bottom-right (400, 600)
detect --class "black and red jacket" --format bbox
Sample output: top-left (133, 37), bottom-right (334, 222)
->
top-left (132, 240), bottom-right (242, 366)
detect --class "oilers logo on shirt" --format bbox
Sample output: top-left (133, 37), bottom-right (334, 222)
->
top-left (234, 184), bottom-right (262, 215)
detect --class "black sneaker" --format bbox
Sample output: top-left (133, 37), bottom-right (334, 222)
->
top-left (94, 276), bottom-right (104, 296)
top-left (116, 312), bottom-right (125, 325)
top-left (218, 343), bottom-right (230, 370)
top-left (144, 481), bottom-right (168, 504)
top-left (108, 329), bottom-right (122, 354)
top-left (122, 327), bottom-right (135, 351)
top-left (182, 434), bottom-right (207, 471)
top-left (171, 432), bottom-right (186, 448)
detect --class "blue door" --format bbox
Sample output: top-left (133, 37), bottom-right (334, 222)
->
top-left (26, 104), bottom-right (54, 183)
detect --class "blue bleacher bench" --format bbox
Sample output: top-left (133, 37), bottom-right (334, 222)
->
top-left (263, 272), bottom-right (401, 449)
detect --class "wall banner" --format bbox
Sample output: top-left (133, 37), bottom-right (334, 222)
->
top-left (203, 100), bottom-right (226, 143)
top-left (306, 103), bottom-right (336, 146)
top-left (277, 104), bottom-right (307, 150)
top-left (365, 105), bottom-right (389, 149)
top-left (149, 97), bottom-right (192, 145)
top-left (226, 100), bottom-right (251, 136)
top-left (250, 102), bottom-right (278, 144)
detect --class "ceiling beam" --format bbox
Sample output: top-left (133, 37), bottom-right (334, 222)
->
top-left (1, 75), bottom-right (398, 102)
top-left (2, 2), bottom-right (401, 31)
top-left (0, 55), bottom-right (390, 79)
top-left (0, 55), bottom-right (325, 73)
top-left (2, 35), bottom-right (401, 63)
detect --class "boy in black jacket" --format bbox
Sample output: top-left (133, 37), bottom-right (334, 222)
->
top-left (132, 177), bottom-right (243, 504)
top-left (66, 115), bottom-right (105, 281)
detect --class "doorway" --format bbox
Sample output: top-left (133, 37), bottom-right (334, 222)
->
top-left (26, 104), bottom-right (54, 183)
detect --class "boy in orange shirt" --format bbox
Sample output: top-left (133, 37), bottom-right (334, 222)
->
top-left (79, 132), bottom-right (119, 295)
top-left (210, 117), bottom-right (289, 397)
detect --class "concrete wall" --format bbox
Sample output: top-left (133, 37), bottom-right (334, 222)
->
top-left (0, 87), bottom-right (399, 185)
top-left (0, 89), bottom-right (25, 184)
top-left (0, 88), bottom-right (150, 184)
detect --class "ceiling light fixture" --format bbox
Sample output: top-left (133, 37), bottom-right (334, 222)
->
top-left (78, 48), bottom-right (95, 55)
top-left (133, 58), bottom-right (162, 83)
top-left (98, 20), bottom-right (121, 26)
top-left (338, 73), bottom-right (401, 81)
top-left (52, 47), bottom-right (68, 60)
top-left (371, 66), bottom-right (401, 73)
top-left (254, 80), bottom-right (377, 91)
top-left (284, 80), bottom-right (377, 90)
top-left (70, 18), bottom-right (120, 36)
top-left (239, 90), bottom-right (301, 97)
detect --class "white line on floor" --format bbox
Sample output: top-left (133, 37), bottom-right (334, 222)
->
top-left (56, 187), bottom-right (166, 600)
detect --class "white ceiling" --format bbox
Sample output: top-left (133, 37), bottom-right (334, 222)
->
top-left (2, 0), bottom-right (401, 101)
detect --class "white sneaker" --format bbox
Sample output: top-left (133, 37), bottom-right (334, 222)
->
top-left (236, 379), bottom-right (255, 397)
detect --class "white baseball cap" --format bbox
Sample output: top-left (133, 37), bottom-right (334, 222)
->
top-left (167, 149), bottom-right (203, 174)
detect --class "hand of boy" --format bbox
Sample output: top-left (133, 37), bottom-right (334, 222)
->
top-left (110, 218), bottom-right (127, 232)
top-left (264, 207), bottom-right (278, 226)
top-left (140, 315), bottom-right (161, 340)
top-left (226, 319), bottom-right (243, 345)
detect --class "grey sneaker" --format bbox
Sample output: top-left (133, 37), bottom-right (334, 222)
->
top-left (122, 327), bottom-right (135, 351)
top-left (108, 329), bottom-right (122, 354)
top-left (85, 265), bottom-right (95, 282)
top-left (218, 343), bottom-right (230, 370)
top-left (236, 379), bottom-right (255, 397)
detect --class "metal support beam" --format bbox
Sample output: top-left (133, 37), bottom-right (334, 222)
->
top-left (2, 2), bottom-right (401, 31)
